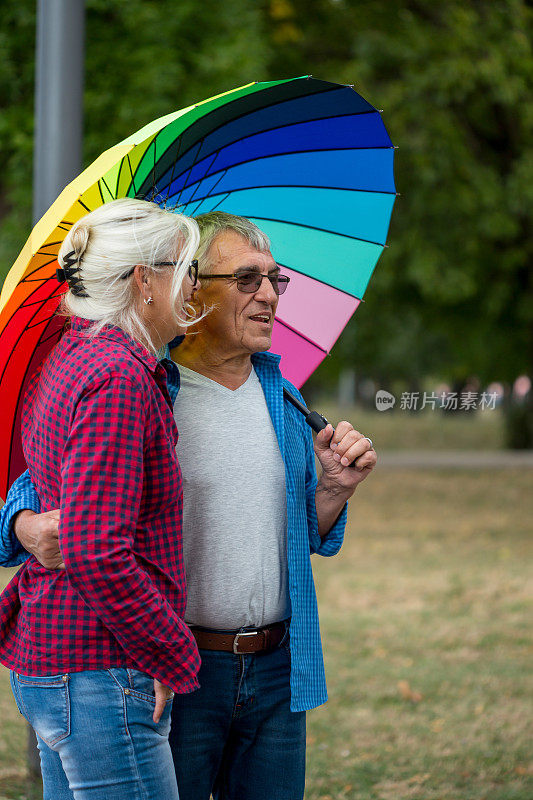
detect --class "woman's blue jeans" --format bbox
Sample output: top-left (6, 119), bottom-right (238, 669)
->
top-left (10, 667), bottom-right (178, 800)
top-left (169, 639), bottom-right (307, 800)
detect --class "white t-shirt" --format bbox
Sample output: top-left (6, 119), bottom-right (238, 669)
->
top-left (174, 364), bottom-right (291, 629)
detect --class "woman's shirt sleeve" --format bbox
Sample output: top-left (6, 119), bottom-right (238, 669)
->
top-left (58, 374), bottom-right (200, 692)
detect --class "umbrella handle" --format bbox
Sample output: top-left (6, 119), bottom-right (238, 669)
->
top-left (282, 389), bottom-right (358, 469)
top-left (305, 411), bottom-right (358, 469)
top-left (304, 410), bottom-right (330, 433)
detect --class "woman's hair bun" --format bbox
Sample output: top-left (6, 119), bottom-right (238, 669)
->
top-left (61, 222), bottom-right (90, 265)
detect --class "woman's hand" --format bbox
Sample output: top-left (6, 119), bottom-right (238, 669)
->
top-left (153, 679), bottom-right (174, 723)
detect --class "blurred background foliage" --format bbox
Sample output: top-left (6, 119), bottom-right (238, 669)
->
top-left (0, 0), bottom-right (531, 422)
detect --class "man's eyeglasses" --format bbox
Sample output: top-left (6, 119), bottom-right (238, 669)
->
top-left (121, 259), bottom-right (199, 287)
top-left (198, 270), bottom-right (290, 296)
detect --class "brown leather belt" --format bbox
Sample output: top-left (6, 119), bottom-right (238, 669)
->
top-left (190, 620), bottom-right (288, 654)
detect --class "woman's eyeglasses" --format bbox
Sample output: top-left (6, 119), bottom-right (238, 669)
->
top-left (198, 270), bottom-right (290, 296)
top-left (121, 259), bottom-right (199, 287)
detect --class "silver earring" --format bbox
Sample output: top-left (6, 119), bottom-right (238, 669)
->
top-left (144, 296), bottom-right (154, 305)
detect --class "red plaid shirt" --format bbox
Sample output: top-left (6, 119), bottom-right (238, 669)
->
top-left (0, 317), bottom-right (200, 693)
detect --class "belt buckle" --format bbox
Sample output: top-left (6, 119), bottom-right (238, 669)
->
top-left (233, 631), bottom-right (257, 654)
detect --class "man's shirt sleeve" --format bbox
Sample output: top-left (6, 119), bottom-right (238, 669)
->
top-left (303, 420), bottom-right (347, 556)
top-left (0, 470), bottom-right (41, 567)
top-left (285, 381), bottom-right (347, 557)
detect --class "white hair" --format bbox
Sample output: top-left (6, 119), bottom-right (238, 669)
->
top-left (194, 212), bottom-right (271, 274)
top-left (58, 198), bottom-right (200, 353)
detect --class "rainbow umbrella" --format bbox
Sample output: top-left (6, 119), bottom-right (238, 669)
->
top-left (0, 76), bottom-right (395, 499)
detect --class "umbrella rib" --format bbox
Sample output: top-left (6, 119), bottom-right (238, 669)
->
top-left (171, 106), bottom-right (379, 167)
top-left (137, 87), bottom-right (375, 196)
top-left (161, 136), bottom-right (184, 209)
top-left (77, 197), bottom-right (91, 213)
top-left (159, 107), bottom-right (381, 187)
top-left (131, 128), bottom-right (180, 200)
top-left (244, 215), bottom-right (387, 249)
top-left (115, 155), bottom-right (125, 200)
top-left (150, 138), bottom-right (158, 200)
top-left (274, 317), bottom-right (328, 354)
top-left (100, 175), bottom-right (115, 201)
top-left (97, 177), bottom-right (106, 205)
top-left (125, 153), bottom-right (138, 197)
top-left (276, 262), bottom-right (363, 301)
top-left (158, 144), bottom-right (394, 200)
top-left (204, 192), bottom-right (232, 215)
top-left (188, 169), bottom-right (229, 217)
top-left (22, 257), bottom-right (61, 281)
top-left (175, 138), bottom-right (206, 207)
top-left (39, 325), bottom-right (66, 346)
top-left (3, 312), bottom-right (65, 494)
top-left (184, 150), bottom-right (221, 207)
top-left (26, 314), bottom-right (57, 330)
top-left (0, 279), bottom-right (64, 385)
top-left (35, 249), bottom-right (61, 259)
top-left (20, 294), bottom-right (63, 309)
top-left (181, 183), bottom-right (396, 209)
top-left (134, 81), bottom-right (342, 196)
top-left (38, 240), bottom-right (64, 249)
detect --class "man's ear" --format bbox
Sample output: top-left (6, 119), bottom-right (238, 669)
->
top-left (187, 293), bottom-right (203, 311)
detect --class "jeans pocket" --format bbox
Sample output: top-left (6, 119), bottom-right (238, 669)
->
top-left (14, 673), bottom-right (70, 747)
top-left (126, 669), bottom-right (157, 704)
top-left (123, 670), bottom-right (173, 738)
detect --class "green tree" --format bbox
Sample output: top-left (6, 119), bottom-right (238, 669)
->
top-left (0, 0), bottom-right (269, 275)
top-left (1, 0), bottom-right (531, 440)
top-left (265, 0), bottom-right (532, 392)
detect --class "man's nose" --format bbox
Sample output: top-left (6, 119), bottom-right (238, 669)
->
top-left (254, 275), bottom-right (278, 303)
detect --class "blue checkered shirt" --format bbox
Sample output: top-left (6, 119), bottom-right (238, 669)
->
top-left (0, 349), bottom-right (346, 711)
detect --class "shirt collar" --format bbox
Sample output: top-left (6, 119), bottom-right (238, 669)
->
top-left (157, 335), bottom-right (185, 363)
top-left (251, 351), bottom-right (285, 457)
top-left (157, 346), bottom-right (283, 416)
top-left (251, 350), bottom-right (282, 371)
top-left (69, 316), bottom-right (159, 374)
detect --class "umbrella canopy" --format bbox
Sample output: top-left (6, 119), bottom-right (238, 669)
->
top-left (0, 75), bottom-right (395, 499)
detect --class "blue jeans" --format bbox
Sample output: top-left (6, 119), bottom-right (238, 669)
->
top-left (169, 638), bottom-right (306, 800)
top-left (10, 667), bottom-right (178, 800)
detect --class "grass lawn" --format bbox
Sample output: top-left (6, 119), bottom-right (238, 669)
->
top-left (0, 468), bottom-right (531, 799)
top-left (317, 404), bottom-right (506, 451)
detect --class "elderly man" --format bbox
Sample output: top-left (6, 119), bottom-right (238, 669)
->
top-left (0, 212), bottom-right (377, 800)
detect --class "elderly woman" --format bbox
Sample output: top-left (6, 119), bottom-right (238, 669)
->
top-left (0, 199), bottom-right (202, 800)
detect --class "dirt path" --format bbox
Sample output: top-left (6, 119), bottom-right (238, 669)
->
top-left (377, 449), bottom-right (533, 468)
